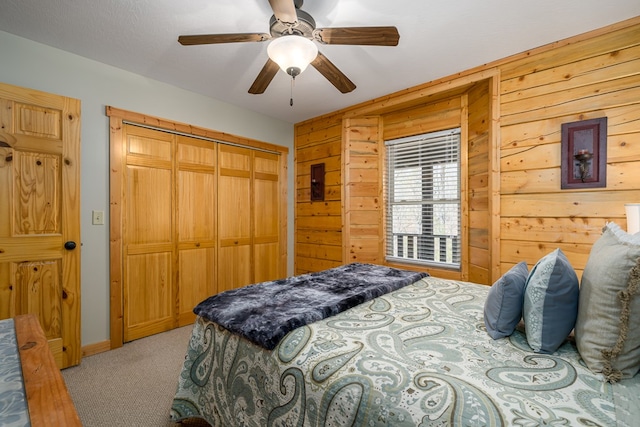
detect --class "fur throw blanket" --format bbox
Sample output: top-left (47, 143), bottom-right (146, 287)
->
top-left (194, 263), bottom-right (428, 349)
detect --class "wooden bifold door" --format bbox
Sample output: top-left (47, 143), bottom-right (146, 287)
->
top-left (119, 125), bottom-right (217, 341)
top-left (109, 115), bottom-right (286, 346)
top-left (217, 144), bottom-right (282, 292)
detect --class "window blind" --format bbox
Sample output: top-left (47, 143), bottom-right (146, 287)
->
top-left (385, 128), bottom-right (461, 269)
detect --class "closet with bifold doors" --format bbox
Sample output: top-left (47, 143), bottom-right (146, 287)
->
top-left (110, 113), bottom-right (287, 345)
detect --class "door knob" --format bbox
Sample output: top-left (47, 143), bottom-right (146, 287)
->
top-left (64, 241), bottom-right (77, 250)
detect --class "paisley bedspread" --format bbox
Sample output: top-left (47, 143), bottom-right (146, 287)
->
top-left (0, 318), bottom-right (30, 427)
top-left (170, 276), bottom-right (640, 426)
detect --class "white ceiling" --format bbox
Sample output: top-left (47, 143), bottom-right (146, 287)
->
top-left (1, 0), bottom-right (639, 124)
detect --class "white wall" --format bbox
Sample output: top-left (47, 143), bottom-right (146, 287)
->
top-left (0, 30), bottom-right (295, 347)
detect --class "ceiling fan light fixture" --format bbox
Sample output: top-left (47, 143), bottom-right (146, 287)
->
top-left (267, 35), bottom-right (318, 76)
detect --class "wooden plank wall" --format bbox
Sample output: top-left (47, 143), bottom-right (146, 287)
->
top-left (295, 17), bottom-right (640, 281)
top-left (342, 117), bottom-right (383, 264)
top-left (498, 21), bottom-right (640, 278)
top-left (467, 81), bottom-right (491, 284)
top-left (295, 114), bottom-right (344, 274)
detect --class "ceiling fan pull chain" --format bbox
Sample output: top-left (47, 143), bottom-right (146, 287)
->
top-left (290, 75), bottom-right (295, 106)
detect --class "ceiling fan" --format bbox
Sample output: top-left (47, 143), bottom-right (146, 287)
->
top-left (178, 0), bottom-right (400, 95)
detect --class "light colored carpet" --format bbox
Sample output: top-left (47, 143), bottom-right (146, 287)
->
top-left (62, 325), bottom-right (209, 427)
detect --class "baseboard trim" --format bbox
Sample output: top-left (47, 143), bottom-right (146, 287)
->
top-left (82, 340), bottom-right (111, 357)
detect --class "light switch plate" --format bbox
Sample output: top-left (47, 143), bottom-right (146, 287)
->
top-left (92, 210), bottom-right (104, 225)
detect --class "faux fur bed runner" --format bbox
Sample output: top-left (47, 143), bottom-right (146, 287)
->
top-left (193, 263), bottom-right (428, 350)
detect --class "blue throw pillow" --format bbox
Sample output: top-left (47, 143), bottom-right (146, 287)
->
top-left (484, 262), bottom-right (528, 339)
top-left (523, 248), bottom-right (579, 353)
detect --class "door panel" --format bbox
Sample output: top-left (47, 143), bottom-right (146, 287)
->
top-left (178, 170), bottom-right (215, 240)
top-left (178, 246), bottom-right (215, 325)
top-left (0, 82), bottom-right (81, 368)
top-left (254, 242), bottom-right (280, 283)
top-left (218, 145), bottom-right (252, 292)
top-left (122, 126), bottom-right (176, 341)
top-left (254, 152), bottom-right (280, 282)
top-left (218, 245), bottom-right (252, 293)
top-left (125, 252), bottom-right (174, 341)
top-left (219, 175), bottom-right (251, 237)
top-left (177, 136), bottom-right (216, 325)
top-left (125, 165), bottom-right (173, 244)
top-left (14, 260), bottom-right (64, 366)
top-left (13, 151), bottom-right (60, 234)
top-left (15, 260), bottom-right (62, 336)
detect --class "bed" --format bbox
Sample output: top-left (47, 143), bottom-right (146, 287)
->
top-left (0, 314), bottom-right (81, 426)
top-left (170, 259), bottom-right (640, 426)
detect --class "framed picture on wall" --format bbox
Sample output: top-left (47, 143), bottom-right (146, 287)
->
top-left (560, 117), bottom-right (607, 189)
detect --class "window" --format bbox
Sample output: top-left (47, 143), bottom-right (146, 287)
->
top-left (385, 128), bottom-right (461, 269)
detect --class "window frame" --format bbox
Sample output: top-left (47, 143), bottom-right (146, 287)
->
top-left (384, 128), bottom-right (462, 270)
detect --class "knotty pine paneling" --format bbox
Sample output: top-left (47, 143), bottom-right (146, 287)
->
top-left (499, 20), bottom-right (640, 271)
top-left (383, 98), bottom-right (462, 141)
top-left (500, 217), bottom-right (614, 245)
top-left (295, 17), bottom-right (640, 282)
top-left (467, 81), bottom-right (491, 284)
top-left (500, 77), bottom-right (640, 126)
top-left (498, 23), bottom-right (640, 82)
top-left (294, 113), bottom-right (344, 274)
top-left (296, 229), bottom-right (342, 246)
top-left (343, 117), bottom-right (384, 265)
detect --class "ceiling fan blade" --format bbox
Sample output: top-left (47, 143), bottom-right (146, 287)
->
top-left (313, 26), bottom-right (400, 46)
top-left (178, 33), bottom-right (270, 45)
top-left (268, 0), bottom-right (298, 25)
top-left (311, 52), bottom-right (356, 94)
top-left (248, 58), bottom-right (281, 94)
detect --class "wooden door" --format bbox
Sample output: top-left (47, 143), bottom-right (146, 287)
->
top-left (121, 126), bottom-right (218, 339)
top-left (109, 107), bottom-right (287, 346)
top-left (0, 82), bottom-right (81, 368)
top-left (218, 146), bottom-right (283, 290)
top-left (176, 135), bottom-right (216, 326)
top-left (122, 125), bottom-right (176, 342)
top-left (253, 151), bottom-right (281, 282)
top-left (217, 145), bottom-right (252, 292)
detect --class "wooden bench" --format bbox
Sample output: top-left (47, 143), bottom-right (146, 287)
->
top-left (15, 314), bottom-right (82, 426)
